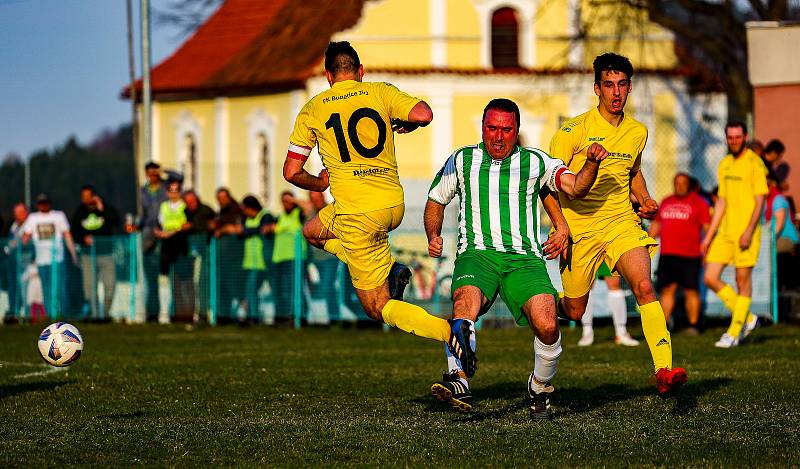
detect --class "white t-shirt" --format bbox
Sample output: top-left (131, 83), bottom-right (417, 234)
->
top-left (22, 210), bottom-right (71, 266)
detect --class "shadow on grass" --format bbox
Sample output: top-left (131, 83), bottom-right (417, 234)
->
top-left (414, 377), bottom-right (733, 422)
top-left (0, 380), bottom-right (73, 400)
top-left (669, 377), bottom-right (732, 416)
top-left (741, 334), bottom-right (772, 346)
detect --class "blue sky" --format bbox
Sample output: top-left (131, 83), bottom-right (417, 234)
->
top-left (0, 0), bottom-right (204, 159)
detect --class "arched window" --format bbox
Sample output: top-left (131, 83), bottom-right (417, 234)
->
top-left (181, 134), bottom-right (198, 190)
top-left (257, 132), bottom-right (269, 204)
top-left (491, 7), bottom-right (519, 68)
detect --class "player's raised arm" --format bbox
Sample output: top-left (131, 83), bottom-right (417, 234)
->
top-left (556, 142), bottom-right (607, 198)
top-left (392, 101), bottom-right (433, 134)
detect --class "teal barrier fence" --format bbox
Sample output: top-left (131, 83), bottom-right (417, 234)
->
top-left (0, 223), bottom-right (781, 326)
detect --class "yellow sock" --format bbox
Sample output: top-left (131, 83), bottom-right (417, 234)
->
top-left (322, 239), bottom-right (348, 265)
top-left (381, 299), bottom-right (450, 342)
top-left (726, 296), bottom-right (751, 337)
top-left (639, 301), bottom-right (672, 372)
top-left (716, 284), bottom-right (738, 312)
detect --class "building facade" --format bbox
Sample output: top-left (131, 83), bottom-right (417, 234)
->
top-left (128, 0), bottom-right (728, 217)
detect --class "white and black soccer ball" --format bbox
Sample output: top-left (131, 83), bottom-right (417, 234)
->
top-left (37, 322), bottom-right (83, 367)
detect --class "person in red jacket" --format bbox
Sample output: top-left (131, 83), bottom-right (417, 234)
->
top-left (649, 173), bottom-right (710, 334)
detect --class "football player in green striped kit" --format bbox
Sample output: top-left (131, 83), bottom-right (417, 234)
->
top-left (424, 98), bottom-right (607, 418)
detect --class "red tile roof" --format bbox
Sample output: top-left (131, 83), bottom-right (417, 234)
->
top-left (123, 0), bottom-right (366, 100)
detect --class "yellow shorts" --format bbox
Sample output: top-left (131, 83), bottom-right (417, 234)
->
top-left (560, 218), bottom-right (658, 298)
top-left (705, 229), bottom-right (761, 268)
top-left (317, 202), bottom-right (404, 290)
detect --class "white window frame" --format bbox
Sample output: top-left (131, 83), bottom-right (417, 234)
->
top-left (246, 108), bottom-right (277, 205)
top-left (472, 0), bottom-right (537, 68)
top-left (174, 110), bottom-right (202, 190)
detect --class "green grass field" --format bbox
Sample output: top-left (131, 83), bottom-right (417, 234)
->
top-left (1, 322), bottom-right (799, 467)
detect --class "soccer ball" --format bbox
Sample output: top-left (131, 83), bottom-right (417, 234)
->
top-left (37, 322), bottom-right (83, 367)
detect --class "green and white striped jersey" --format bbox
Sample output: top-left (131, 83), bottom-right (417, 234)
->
top-left (428, 143), bottom-right (571, 258)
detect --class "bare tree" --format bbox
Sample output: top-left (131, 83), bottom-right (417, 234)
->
top-left (154, 0), bottom-right (223, 38)
top-left (617, 0), bottom-right (799, 120)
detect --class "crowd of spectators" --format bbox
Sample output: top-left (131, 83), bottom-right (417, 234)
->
top-left (0, 161), bottom-right (362, 326)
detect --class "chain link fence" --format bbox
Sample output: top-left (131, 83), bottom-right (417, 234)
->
top-left (0, 222), bottom-right (776, 327)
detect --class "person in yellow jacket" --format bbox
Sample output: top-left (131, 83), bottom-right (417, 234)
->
top-left (271, 191), bottom-right (309, 324)
top-left (236, 195), bottom-right (276, 325)
top-left (155, 180), bottom-right (194, 323)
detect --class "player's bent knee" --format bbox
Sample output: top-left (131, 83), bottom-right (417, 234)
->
top-left (633, 279), bottom-right (656, 302)
top-left (703, 273), bottom-right (719, 290)
top-left (537, 323), bottom-right (560, 344)
top-left (560, 299), bottom-right (586, 321)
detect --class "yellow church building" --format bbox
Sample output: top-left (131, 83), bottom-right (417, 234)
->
top-left (126, 0), bottom-right (727, 214)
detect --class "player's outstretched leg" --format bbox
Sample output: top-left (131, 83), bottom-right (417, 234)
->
top-left (431, 344), bottom-right (473, 413)
top-left (378, 298), bottom-right (451, 342)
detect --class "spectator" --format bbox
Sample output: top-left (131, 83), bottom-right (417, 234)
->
top-left (271, 191), bottom-right (308, 323)
top-left (71, 185), bottom-right (120, 321)
top-left (750, 139), bottom-right (764, 157)
top-left (649, 173), bottom-right (711, 334)
top-left (307, 191), bottom-right (342, 323)
top-left (5, 203), bottom-right (32, 322)
top-left (236, 195), bottom-right (275, 325)
top-left (213, 187), bottom-right (244, 324)
top-left (155, 180), bottom-right (194, 323)
top-left (184, 190), bottom-right (216, 319)
top-left (763, 139), bottom-right (789, 191)
top-left (139, 161), bottom-right (167, 322)
top-left (184, 190), bottom-right (216, 238)
top-left (21, 263), bottom-right (45, 323)
top-left (22, 193), bottom-right (78, 318)
top-left (765, 178), bottom-right (799, 291)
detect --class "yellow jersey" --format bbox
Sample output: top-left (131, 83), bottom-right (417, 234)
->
top-left (288, 80), bottom-right (421, 214)
top-left (549, 107), bottom-right (648, 237)
top-left (717, 148), bottom-right (768, 237)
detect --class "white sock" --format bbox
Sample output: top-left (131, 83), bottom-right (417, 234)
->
top-left (533, 333), bottom-right (562, 384)
top-left (581, 294), bottom-right (594, 335)
top-left (608, 290), bottom-right (628, 337)
top-left (444, 342), bottom-right (461, 374)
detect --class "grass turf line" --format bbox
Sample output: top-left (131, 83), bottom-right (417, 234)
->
top-left (1, 323), bottom-right (799, 467)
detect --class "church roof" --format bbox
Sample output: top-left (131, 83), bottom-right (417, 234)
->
top-left (123, 0), bottom-right (366, 100)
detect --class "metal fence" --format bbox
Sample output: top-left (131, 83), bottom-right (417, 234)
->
top-left (0, 222), bottom-right (778, 326)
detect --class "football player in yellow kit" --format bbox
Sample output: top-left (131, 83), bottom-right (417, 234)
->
top-left (283, 42), bottom-right (477, 376)
top-left (549, 53), bottom-right (687, 396)
top-left (701, 121), bottom-right (768, 348)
